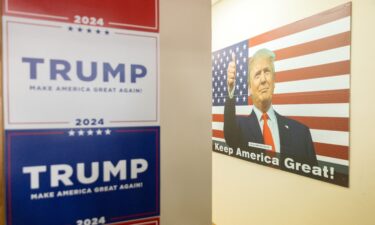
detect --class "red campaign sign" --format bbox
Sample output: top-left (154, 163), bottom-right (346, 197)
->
top-left (3, 0), bottom-right (159, 32)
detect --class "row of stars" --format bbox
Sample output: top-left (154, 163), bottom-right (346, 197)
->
top-left (68, 129), bottom-right (111, 136)
top-left (213, 53), bottom-right (247, 65)
top-left (212, 58), bottom-right (247, 72)
top-left (212, 44), bottom-right (247, 60)
top-left (68, 26), bottom-right (110, 35)
top-left (213, 83), bottom-right (247, 92)
top-left (212, 95), bottom-right (247, 103)
top-left (212, 75), bottom-right (247, 84)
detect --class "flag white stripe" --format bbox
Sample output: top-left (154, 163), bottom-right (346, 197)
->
top-left (317, 155), bottom-right (349, 166)
top-left (248, 17), bottom-right (350, 56)
top-left (212, 122), bottom-right (223, 130)
top-left (212, 137), bottom-right (348, 166)
top-left (275, 46), bottom-right (350, 72)
top-left (310, 129), bottom-right (348, 146)
top-left (273, 104), bottom-right (349, 118)
top-left (212, 103), bottom-right (349, 118)
top-left (212, 137), bottom-right (225, 143)
top-left (212, 122), bottom-right (348, 146)
top-left (274, 75), bottom-right (349, 94)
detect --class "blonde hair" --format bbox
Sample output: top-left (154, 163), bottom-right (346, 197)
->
top-left (248, 48), bottom-right (276, 86)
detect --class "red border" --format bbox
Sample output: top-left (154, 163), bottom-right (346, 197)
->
top-left (107, 217), bottom-right (159, 225)
top-left (3, 0), bottom-right (159, 33)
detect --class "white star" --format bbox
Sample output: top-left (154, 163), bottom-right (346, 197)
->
top-left (221, 93), bottom-right (223, 97)
top-left (105, 129), bottom-right (111, 135)
top-left (243, 71), bottom-right (246, 75)
top-left (240, 91), bottom-right (243, 95)
top-left (220, 81), bottom-right (223, 86)
top-left (224, 87), bottom-right (226, 91)
top-left (243, 58), bottom-right (246, 62)
top-left (87, 129), bottom-right (94, 136)
top-left (236, 85), bottom-right (239, 90)
top-left (243, 84), bottom-right (247, 89)
top-left (243, 44), bottom-right (246, 49)
top-left (224, 98), bottom-right (226, 103)
top-left (223, 51), bottom-right (226, 56)
top-left (212, 99), bottom-right (214, 103)
top-left (236, 59), bottom-right (239, 65)
top-left (236, 97), bottom-right (239, 102)
top-left (240, 65), bottom-right (243, 70)
top-left (68, 130), bottom-right (75, 136)
top-left (78, 130), bottom-right (84, 136)
top-left (218, 98), bottom-right (221, 103)
top-left (236, 47), bottom-right (239, 52)
top-left (214, 60), bottom-right (217, 65)
top-left (240, 52), bottom-right (243, 57)
top-left (243, 96), bottom-right (246, 102)
top-left (218, 76), bottom-right (221, 81)
top-left (240, 77), bottom-right (243, 83)
top-left (96, 129), bottom-right (103, 135)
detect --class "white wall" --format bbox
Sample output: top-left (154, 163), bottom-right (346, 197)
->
top-left (212, 0), bottom-right (375, 225)
top-left (160, 0), bottom-right (212, 225)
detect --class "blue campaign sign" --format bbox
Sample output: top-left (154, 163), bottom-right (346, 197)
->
top-left (5, 127), bottom-right (159, 225)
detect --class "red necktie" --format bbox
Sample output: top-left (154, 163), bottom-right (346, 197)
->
top-left (262, 113), bottom-right (275, 152)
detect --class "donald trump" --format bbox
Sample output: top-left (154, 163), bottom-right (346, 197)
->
top-left (224, 48), bottom-right (317, 165)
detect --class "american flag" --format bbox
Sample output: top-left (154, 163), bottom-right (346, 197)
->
top-left (212, 40), bottom-right (248, 106)
top-left (212, 3), bottom-right (351, 184)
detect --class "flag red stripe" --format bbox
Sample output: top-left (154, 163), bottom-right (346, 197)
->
top-left (314, 142), bottom-right (349, 160)
top-left (212, 130), bottom-right (349, 160)
top-left (248, 89), bottom-right (349, 105)
top-left (213, 114), bottom-right (348, 132)
top-left (212, 114), bottom-right (224, 122)
top-left (274, 31), bottom-right (350, 61)
top-left (248, 2), bottom-right (351, 47)
top-left (213, 129), bottom-right (224, 139)
top-left (275, 60), bottom-right (350, 82)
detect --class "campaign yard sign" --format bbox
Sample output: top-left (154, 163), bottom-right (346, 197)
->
top-left (5, 127), bottom-right (160, 225)
top-left (2, 0), bottom-right (160, 224)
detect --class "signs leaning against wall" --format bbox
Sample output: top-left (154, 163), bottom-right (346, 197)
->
top-left (2, 0), bottom-right (160, 224)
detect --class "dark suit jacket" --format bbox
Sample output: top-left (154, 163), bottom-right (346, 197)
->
top-left (224, 97), bottom-right (317, 165)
